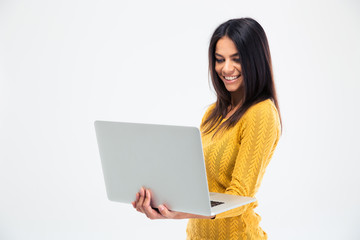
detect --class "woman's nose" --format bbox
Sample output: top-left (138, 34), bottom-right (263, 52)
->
top-left (223, 60), bottom-right (235, 74)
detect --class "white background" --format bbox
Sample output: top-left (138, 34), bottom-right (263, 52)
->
top-left (0, 0), bottom-right (359, 239)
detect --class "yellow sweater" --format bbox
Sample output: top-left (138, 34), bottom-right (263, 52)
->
top-left (186, 99), bottom-right (281, 240)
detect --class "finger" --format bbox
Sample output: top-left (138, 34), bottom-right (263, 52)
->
top-left (132, 192), bottom-right (139, 209)
top-left (143, 189), bottom-right (155, 216)
top-left (158, 204), bottom-right (172, 218)
top-left (142, 189), bottom-right (165, 220)
top-left (136, 188), bottom-right (145, 212)
top-left (135, 192), bottom-right (140, 202)
top-left (142, 189), bottom-right (153, 217)
top-left (140, 187), bottom-right (146, 204)
top-left (143, 189), bottom-right (151, 208)
top-left (134, 192), bottom-right (140, 210)
top-left (138, 188), bottom-right (145, 212)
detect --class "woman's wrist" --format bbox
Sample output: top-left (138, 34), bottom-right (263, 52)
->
top-left (185, 213), bottom-right (215, 219)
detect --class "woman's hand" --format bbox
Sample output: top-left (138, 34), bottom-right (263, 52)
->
top-left (131, 187), bottom-right (214, 220)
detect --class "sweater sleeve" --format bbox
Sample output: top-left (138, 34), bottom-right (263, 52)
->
top-left (214, 102), bottom-right (280, 219)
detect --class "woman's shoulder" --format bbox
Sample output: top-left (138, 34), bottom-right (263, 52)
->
top-left (248, 98), bottom-right (277, 112)
top-left (233, 99), bottom-right (281, 140)
top-left (241, 99), bottom-right (280, 123)
top-left (203, 99), bottom-right (278, 119)
top-left (202, 99), bottom-right (280, 127)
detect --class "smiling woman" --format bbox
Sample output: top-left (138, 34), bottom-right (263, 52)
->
top-left (214, 36), bottom-right (244, 118)
top-left (203, 18), bottom-right (281, 137)
top-left (132, 17), bottom-right (282, 240)
top-left (215, 37), bottom-right (243, 93)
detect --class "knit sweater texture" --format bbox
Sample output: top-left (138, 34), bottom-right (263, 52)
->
top-left (186, 99), bottom-right (281, 240)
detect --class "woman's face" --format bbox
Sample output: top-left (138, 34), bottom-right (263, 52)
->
top-left (215, 36), bottom-right (243, 93)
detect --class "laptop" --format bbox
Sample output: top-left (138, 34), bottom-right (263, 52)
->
top-left (94, 120), bottom-right (256, 216)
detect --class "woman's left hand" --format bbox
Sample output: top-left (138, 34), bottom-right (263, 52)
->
top-left (131, 187), bottom-right (213, 220)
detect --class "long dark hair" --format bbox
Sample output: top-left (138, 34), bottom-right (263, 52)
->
top-left (202, 17), bottom-right (282, 136)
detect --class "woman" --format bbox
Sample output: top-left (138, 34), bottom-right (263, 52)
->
top-left (132, 17), bottom-right (282, 240)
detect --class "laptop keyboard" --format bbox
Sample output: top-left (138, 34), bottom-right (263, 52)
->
top-left (210, 200), bottom-right (224, 207)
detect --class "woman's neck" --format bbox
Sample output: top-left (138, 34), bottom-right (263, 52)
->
top-left (230, 87), bottom-right (245, 109)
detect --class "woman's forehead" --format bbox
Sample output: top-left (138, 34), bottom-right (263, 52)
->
top-left (215, 37), bottom-right (238, 56)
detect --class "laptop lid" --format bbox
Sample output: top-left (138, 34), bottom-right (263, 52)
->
top-left (94, 120), bottom-right (213, 216)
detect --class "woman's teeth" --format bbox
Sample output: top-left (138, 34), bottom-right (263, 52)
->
top-left (224, 75), bottom-right (239, 80)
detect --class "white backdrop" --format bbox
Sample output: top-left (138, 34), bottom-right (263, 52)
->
top-left (1, 0), bottom-right (359, 239)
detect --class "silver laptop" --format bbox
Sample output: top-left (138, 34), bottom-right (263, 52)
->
top-left (94, 120), bottom-right (256, 216)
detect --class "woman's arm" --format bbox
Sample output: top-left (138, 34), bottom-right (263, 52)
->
top-left (132, 187), bottom-right (214, 220)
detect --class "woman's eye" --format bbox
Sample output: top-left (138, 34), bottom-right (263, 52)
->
top-left (215, 59), bottom-right (224, 63)
top-left (233, 58), bottom-right (240, 63)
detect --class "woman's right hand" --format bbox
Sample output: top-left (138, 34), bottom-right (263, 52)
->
top-left (131, 187), bottom-right (166, 220)
top-left (131, 187), bottom-right (214, 220)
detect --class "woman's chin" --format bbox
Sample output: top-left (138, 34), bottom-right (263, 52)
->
top-left (224, 85), bottom-right (241, 93)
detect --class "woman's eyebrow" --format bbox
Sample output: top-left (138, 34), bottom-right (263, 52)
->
top-left (215, 53), bottom-right (240, 57)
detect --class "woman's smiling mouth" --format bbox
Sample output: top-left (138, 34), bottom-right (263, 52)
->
top-left (223, 75), bottom-right (241, 81)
